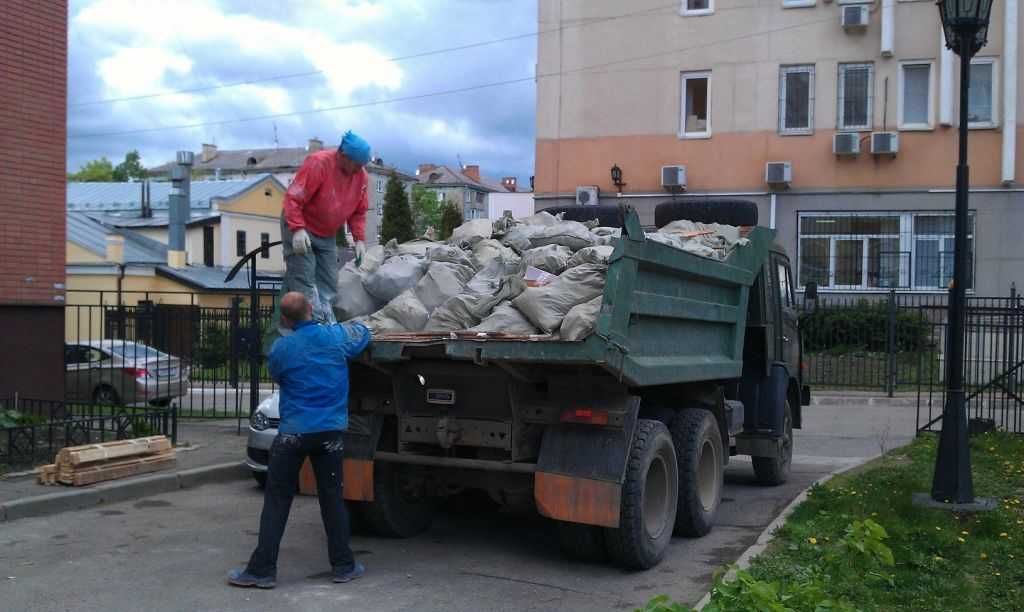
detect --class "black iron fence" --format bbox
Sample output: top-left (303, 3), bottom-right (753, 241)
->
top-left (0, 397), bottom-right (176, 469)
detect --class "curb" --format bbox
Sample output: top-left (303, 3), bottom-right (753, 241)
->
top-left (693, 455), bottom-right (880, 611)
top-left (0, 461), bottom-right (248, 523)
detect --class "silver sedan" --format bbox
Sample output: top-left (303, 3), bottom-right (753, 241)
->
top-left (245, 392), bottom-right (280, 488)
top-left (65, 341), bottom-right (190, 406)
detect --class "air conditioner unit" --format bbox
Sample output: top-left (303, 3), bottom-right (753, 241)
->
top-left (661, 165), bottom-right (687, 191)
top-left (871, 132), bottom-right (899, 155)
top-left (765, 161), bottom-right (793, 186)
top-left (575, 185), bottom-right (599, 206)
top-left (841, 5), bottom-right (869, 28)
top-left (833, 133), bottom-right (861, 156)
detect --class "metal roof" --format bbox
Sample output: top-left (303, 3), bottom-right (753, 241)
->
top-left (66, 175), bottom-right (282, 213)
top-left (91, 211), bottom-right (221, 229)
top-left (155, 265), bottom-right (281, 291)
top-left (416, 165), bottom-right (515, 192)
top-left (66, 213), bottom-right (168, 264)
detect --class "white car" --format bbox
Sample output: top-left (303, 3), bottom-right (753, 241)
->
top-left (245, 392), bottom-right (279, 488)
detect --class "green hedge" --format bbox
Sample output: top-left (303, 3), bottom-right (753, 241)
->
top-left (801, 301), bottom-right (932, 353)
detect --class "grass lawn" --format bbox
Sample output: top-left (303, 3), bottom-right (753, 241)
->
top-left (640, 432), bottom-right (1024, 612)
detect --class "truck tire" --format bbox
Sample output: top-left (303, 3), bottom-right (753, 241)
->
top-left (752, 401), bottom-right (793, 486)
top-left (540, 205), bottom-right (624, 227)
top-left (358, 462), bottom-right (437, 538)
top-left (671, 409), bottom-right (724, 537)
top-left (604, 419), bottom-right (679, 570)
top-left (557, 521), bottom-right (608, 562)
top-left (654, 199), bottom-right (758, 228)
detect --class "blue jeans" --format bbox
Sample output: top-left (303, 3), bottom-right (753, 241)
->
top-left (245, 431), bottom-right (355, 578)
top-left (280, 215), bottom-right (339, 324)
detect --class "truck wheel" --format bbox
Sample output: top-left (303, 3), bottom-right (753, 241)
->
top-left (540, 204), bottom-right (624, 228)
top-left (671, 409), bottom-right (724, 537)
top-left (557, 521), bottom-right (607, 562)
top-left (605, 419), bottom-right (679, 569)
top-left (752, 401), bottom-right (793, 486)
top-left (358, 463), bottom-right (437, 538)
top-left (654, 199), bottom-right (758, 228)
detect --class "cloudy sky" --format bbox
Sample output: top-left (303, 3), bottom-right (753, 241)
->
top-left (67, 0), bottom-right (538, 182)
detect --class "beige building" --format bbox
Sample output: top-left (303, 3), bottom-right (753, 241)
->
top-left (536, 1), bottom-right (1024, 295)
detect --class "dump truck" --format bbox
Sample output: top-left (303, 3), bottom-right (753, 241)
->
top-left (341, 201), bottom-right (809, 569)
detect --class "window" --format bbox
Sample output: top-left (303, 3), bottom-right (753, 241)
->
top-left (376, 199), bottom-right (384, 216)
top-left (681, 0), bottom-right (713, 15)
top-left (797, 213), bottom-right (974, 291)
top-left (202, 226), bottom-right (214, 267)
top-left (475, 191), bottom-right (485, 204)
top-left (260, 232), bottom-right (270, 259)
top-left (437, 191), bottom-right (445, 202)
top-left (779, 65), bottom-right (815, 134)
top-left (837, 63), bottom-right (873, 131)
top-left (782, 0), bottom-right (816, 7)
top-left (777, 262), bottom-right (793, 307)
top-left (899, 62), bottom-right (933, 129)
top-left (680, 71), bottom-right (711, 138)
top-left (236, 230), bottom-right (246, 257)
top-left (375, 177), bottom-right (385, 193)
top-left (968, 58), bottom-right (997, 128)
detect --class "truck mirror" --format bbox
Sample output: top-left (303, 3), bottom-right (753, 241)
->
top-left (803, 281), bottom-right (818, 301)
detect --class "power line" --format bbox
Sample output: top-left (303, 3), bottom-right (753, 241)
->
top-left (68, 2), bottom-right (682, 108)
top-left (68, 15), bottom-right (836, 140)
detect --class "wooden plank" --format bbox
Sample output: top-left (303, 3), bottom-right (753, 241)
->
top-left (59, 436), bottom-right (171, 466)
top-left (61, 453), bottom-right (177, 487)
top-left (38, 464), bottom-right (57, 485)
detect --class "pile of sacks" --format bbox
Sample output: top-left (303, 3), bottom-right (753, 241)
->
top-left (333, 212), bottom-right (747, 341)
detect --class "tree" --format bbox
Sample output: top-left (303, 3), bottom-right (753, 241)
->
top-left (112, 150), bottom-right (147, 182)
top-left (68, 157), bottom-right (114, 182)
top-left (439, 200), bottom-right (463, 240)
top-left (379, 174), bottom-right (415, 244)
top-left (410, 185), bottom-right (442, 236)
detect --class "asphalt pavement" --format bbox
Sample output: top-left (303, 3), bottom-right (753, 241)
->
top-left (0, 399), bottom-right (917, 612)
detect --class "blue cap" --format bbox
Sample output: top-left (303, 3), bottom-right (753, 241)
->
top-left (339, 130), bottom-right (371, 165)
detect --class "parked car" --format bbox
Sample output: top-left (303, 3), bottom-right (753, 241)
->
top-left (245, 392), bottom-right (280, 487)
top-left (64, 341), bottom-right (190, 406)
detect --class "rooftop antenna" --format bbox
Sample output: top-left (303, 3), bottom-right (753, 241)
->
top-left (456, 154), bottom-right (464, 170)
top-left (273, 122), bottom-right (279, 149)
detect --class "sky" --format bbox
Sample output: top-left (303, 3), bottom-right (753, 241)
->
top-left (67, 0), bottom-right (538, 182)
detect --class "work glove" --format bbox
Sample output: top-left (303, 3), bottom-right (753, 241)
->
top-left (355, 241), bottom-right (366, 266)
top-left (292, 229), bottom-right (311, 256)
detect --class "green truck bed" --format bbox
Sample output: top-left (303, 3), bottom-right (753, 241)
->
top-left (364, 210), bottom-right (773, 388)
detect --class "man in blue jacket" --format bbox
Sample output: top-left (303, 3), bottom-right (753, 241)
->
top-left (229, 291), bottom-right (372, 589)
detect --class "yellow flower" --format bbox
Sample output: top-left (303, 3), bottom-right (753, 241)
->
top-left (808, 537), bottom-right (818, 545)
top-left (958, 537), bottom-right (966, 543)
top-left (961, 530), bottom-right (969, 536)
top-left (995, 572), bottom-right (1002, 577)
top-left (934, 555), bottom-right (943, 561)
top-left (935, 526), bottom-right (943, 531)
top-left (980, 553), bottom-right (988, 560)
top-left (1000, 532), bottom-right (1009, 538)
top-left (989, 447), bottom-right (996, 451)
top-left (871, 512), bottom-right (878, 517)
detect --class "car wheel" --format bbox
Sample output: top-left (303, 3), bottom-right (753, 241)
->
top-left (671, 409), bottom-right (724, 537)
top-left (752, 401), bottom-right (793, 486)
top-left (93, 385), bottom-right (121, 406)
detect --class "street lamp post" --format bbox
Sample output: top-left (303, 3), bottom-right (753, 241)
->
top-left (931, 0), bottom-right (994, 504)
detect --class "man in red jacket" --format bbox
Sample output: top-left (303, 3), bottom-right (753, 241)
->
top-left (278, 130), bottom-right (370, 326)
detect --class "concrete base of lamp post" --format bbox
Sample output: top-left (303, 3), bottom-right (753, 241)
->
top-left (911, 492), bottom-right (998, 513)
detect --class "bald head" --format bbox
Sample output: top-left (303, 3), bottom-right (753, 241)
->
top-left (280, 291), bottom-right (313, 328)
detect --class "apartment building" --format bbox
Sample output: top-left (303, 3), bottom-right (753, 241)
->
top-left (535, 0), bottom-right (1023, 295)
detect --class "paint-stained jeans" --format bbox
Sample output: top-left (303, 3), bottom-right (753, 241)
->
top-left (245, 431), bottom-right (354, 578)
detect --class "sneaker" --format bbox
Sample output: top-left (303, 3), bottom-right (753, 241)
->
top-left (331, 562), bottom-right (365, 583)
top-left (227, 568), bottom-right (276, 589)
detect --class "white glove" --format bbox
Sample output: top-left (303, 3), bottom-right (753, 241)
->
top-left (355, 241), bottom-right (366, 265)
top-left (292, 229), bottom-right (311, 255)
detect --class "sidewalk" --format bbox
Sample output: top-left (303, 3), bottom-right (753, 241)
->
top-left (0, 419), bottom-right (249, 519)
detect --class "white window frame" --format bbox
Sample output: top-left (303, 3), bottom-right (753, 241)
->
top-left (782, 0), bottom-right (816, 7)
top-left (897, 60), bottom-right (935, 131)
top-left (375, 177), bottom-right (385, 193)
top-left (679, 71), bottom-right (712, 139)
top-left (779, 64), bottom-right (815, 135)
top-left (680, 0), bottom-right (714, 16)
top-left (837, 62), bottom-right (874, 132)
top-left (436, 190), bottom-right (445, 202)
top-left (967, 57), bottom-right (999, 129)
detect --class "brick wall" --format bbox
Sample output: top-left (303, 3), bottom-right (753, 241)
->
top-left (0, 1), bottom-right (67, 306)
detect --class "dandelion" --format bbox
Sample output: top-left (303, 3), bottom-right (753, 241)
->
top-left (961, 530), bottom-right (969, 536)
top-left (995, 572), bottom-right (1002, 577)
top-left (935, 526), bottom-right (943, 531)
top-left (808, 537), bottom-right (818, 545)
top-left (980, 553), bottom-right (988, 560)
top-left (1000, 532), bottom-right (1009, 538)
top-left (989, 447), bottom-right (996, 451)
top-left (871, 512), bottom-right (878, 517)
top-left (934, 555), bottom-right (943, 561)
top-left (958, 537), bottom-right (966, 543)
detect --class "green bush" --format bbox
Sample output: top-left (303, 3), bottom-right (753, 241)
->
top-left (801, 301), bottom-right (932, 353)
top-left (195, 324), bottom-right (230, 369)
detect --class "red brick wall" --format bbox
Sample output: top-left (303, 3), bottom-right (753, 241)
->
top-left (0, 1), bottom-right (67, 306)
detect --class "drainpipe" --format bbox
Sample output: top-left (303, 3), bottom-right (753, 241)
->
top-left (769, 193), bottom-right (777, 229)
top-left (880, 0), bottom-right (895, 58)
top-left (168, 151), bottom-right (194, 269)
top-left (939, 28), bottom-right (955, 127)
top-left (1003, 0), bottom-right (1018, 186)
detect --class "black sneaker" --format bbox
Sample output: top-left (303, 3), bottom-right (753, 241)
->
top-left (227, 568), bottom-right (276, 589)
top-left (331, 562), bottom-right (365, 583)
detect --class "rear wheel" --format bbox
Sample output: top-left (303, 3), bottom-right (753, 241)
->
top-left (671, 409), bottom-right (724, 537)
top-left (358, 462), bottom-right (437, 538)
top-left (752, 401), bottom-right (793, 486)
top-left (654, 199), bottom-right (759, 228)
top-left (93, 385), bottom-right (120, 406)
top-left (604, 419), bottom-right (678, 569)
top-left (557, 521), bottom-right (608, 562)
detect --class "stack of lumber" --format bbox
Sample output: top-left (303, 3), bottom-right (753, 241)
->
top-left (38, 436), bottom-right (176, 486)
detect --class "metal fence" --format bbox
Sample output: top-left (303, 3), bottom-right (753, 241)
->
top-left (0, 397), bottom-right (176, 469)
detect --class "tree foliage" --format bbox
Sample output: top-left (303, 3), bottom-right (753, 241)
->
top-left (379, 175), bottom-right (415, 244)
top-left (112, 150), bottom-right (147, 181)
top-left (438, 200), bottom-right (463, 240)
top-left (68, 157), bottom-right (114, 182)
top-left (410, 185), bottom-right (442, 236)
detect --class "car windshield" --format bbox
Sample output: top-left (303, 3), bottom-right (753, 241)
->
top-left (106, 343), bottom-right (165, 360)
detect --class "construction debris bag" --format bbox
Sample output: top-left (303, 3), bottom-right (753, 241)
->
top-left (358, 244), bottom-right (386, 274)
top-left (652, 220), bottom-right (749, 261)
top-left (363, 289), bottom-right (429, 334)
top-left (424, 276), bottom-right (527, 331)
top-left (414, 261), bottom-right (475, 312)
top-left (560, 296), bottom-right (602, 341)
top-left (468, 301), bottom-right (540, 335)
top-left (567, 245), bottom-right (615, 268)
top-left (426, 245), bottom-right (477, 270)
top-left (389, 238), bottom-right (436, 258)
top-left (472, 239), bottom-right (522, 271)
top-left (512, 263), bottom-right (607, 334)
top-left (528, 220), bottom-right (596, 252)
top-left (592, 227), bottom-right (621, 238)
top-left (521, 211), bottom-right (561, 226)
top-left (364, 254), bottom-right (427, 303)
top-left (449, 219), bottom-right (493, 249)
top-left (500, 225), bottom-right (543, 253)
top-left (466, 257), bottom-right (523, 295)
top-left (333, 262), bottom-right (381, 321)
top-left (521, 244), bottom-right (573, 274)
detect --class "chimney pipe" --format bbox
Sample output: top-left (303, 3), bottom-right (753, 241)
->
top-left (168, 151), bottom-right (194, 269)
top-left (462, 165), bottom-right (480, 182)
top-left (501, 177), bottom-right (517, 192)
top-left (200, 143), bottom-right (217, 163)
top-left (417, 163), bottom-right (437, 176)
top-left (106, 234), bottom-right (125, 264)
